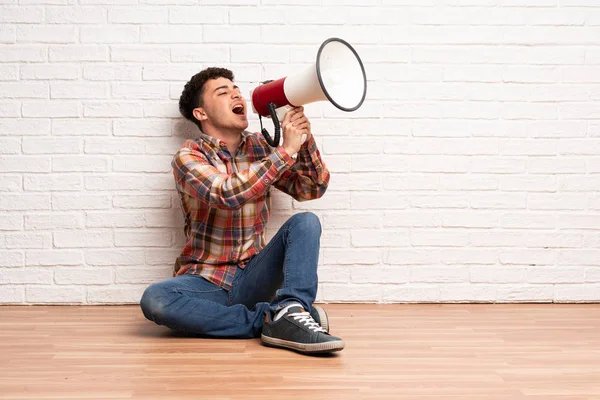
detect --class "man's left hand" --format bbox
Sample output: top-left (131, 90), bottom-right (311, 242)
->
top-left (286, 106), bottom-right (312, 144)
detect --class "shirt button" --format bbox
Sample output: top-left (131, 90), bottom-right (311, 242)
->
top-left (264, 178), bottom-right (270, 184)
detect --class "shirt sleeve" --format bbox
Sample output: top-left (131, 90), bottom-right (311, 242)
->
top-left (172, 142), bottom-right (295, 210)
top-left (273, 135), bottom-right (330, 202)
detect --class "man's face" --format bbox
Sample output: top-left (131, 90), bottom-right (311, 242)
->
top-left (196, 77), bottom-right (248, 133)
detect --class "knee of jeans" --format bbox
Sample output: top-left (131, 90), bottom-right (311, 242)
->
top-left (291, 212), bottom-right (322, 236)
top-left (140, 284), bottom-right (168, 322)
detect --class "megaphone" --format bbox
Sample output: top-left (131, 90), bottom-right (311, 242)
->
top-left (251, 37), bottom-right (367, 147)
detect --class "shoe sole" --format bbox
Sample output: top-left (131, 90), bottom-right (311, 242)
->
top-left (314, 306), bottom-right (329, 333)
top-left (261, 334), bottom-right (345, 354)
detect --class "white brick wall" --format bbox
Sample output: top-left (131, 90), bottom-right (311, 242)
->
top-left (2, 1), bottom-right (600, 305)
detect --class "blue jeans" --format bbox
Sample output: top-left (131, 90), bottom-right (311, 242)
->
top-left (140, 212), bottom-right (321, 338)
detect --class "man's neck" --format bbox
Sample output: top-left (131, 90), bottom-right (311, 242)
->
top-left (203, 126), bottom-right (243, 155)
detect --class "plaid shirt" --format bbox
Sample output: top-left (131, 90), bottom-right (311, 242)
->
top-left (171, 130), bottom-right (329, 291)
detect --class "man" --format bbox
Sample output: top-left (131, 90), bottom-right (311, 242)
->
top-left (140, 67), bottom-right (344, 354)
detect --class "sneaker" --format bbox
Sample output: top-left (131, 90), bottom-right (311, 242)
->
top-left (261, 305), bottom-right (344, 354)
top-left (310, 304), bottom-right (329, 333)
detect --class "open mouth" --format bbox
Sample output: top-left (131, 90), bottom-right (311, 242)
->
top-left (232, 104), bottom-right (245, 115)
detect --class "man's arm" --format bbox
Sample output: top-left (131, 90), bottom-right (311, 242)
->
top-left (273, 123), bottom-right (330, 202)
top-left (172, 141), bottom-right (294, 210)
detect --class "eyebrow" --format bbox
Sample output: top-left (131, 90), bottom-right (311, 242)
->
top-left (213, 85), bottom-right (239, 93)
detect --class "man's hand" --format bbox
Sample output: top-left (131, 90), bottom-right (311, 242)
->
top-left (280, 106), bottom-right (311, 156)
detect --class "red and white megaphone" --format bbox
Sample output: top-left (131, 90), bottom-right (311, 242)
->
top-left (251, 37), bottom-right (367, 147)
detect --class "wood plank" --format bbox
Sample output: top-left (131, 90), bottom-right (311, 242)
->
top-left (0, 304), bottom-right (599, 399)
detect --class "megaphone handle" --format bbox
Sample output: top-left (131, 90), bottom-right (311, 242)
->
top-left (260, 102), bottom-right (280, 147)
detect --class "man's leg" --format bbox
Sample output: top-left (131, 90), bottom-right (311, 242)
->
top-left (140, 274), bottom-right (265, 338)
top-left (228, 211), bottom-right (322, 313)
top-left (228, 212), bottom-right (344, 353)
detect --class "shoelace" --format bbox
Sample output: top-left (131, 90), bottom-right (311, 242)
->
top-left (289, 311), bottom-right (326, 333)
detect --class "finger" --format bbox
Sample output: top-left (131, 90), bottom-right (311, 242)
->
top-left (292, 117), bottom-right (308, 126)
top-left (289, 110), bottom-right (304, 123)
top-left (281, 109), bottom-right (296, 127)
top-left (293, 122), bottom-right (310, 130)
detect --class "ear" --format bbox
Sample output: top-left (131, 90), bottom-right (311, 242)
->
top-left (193, 107), bottom-right (207, 122)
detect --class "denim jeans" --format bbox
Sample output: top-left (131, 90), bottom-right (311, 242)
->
top-left (140, 212), bottom-right (321, 338)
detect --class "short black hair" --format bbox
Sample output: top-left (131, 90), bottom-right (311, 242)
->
top-left (179, 67), bottom-right (234, 131)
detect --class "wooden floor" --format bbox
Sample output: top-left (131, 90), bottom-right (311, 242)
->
top-left (1, 304), bottom-right (600, 400)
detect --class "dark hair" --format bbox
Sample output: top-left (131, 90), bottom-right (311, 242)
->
top-left (179, 67), bottom-right (235, 131)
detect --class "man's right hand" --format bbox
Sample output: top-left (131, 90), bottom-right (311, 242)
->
top-left (280, 107), bottom-right (309, 156)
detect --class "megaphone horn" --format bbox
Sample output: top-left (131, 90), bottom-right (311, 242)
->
top-left (251, 37), bottom-right (367, 147)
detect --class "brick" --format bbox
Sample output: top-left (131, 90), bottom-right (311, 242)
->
top-left (115, 266), bottom-right (171, 284)
top-left (86, 285), bottom-right (147, 304)
top-left (0, 82), bottom-right (48, 98)
top-left (411, 266), bottom-right (468, 283)
top-left (25, 250), bottom-right (83, 267)
top-left (500, 250), bottom-right (556, 266)
top-left (52, 193), bottom-right (110, 210)
top-left (0, 6), bottom-right (44, 22)
top-left (84, 65), bottom-right (140, 81)
top-left (114, 229), bottom-right (172, 247)
top-left (0, 65), bottom-right (18, 80)
top-left (111, 46), bottom-right (170, 62)
top-left (351, 265), bottom-right (409, 284)
top-left (83, 101), bottom-right (143, 117)
top-left (86, 211), bottom-right (144, 228)
top-left (554, 285), bottom-right (600, 303)
top-left (80, 25), bottom-right (139, 43)
top-left (0, 214), bottom-right (22, 231)
top-left (54, 230), bottom-right (112, 248)
top-left (0, 194), bottom-right (50, 210)
top-left (144, 209), bottom-right (184, 228)
top-left (145, 248), bottom-right (180, 265)
top-left (0, 45), bottom-right (46, 62)
top-left (108, 7), bottom-right (166, 23)
top-left (0, 101), bottom-right (19, 117)
top-left (51, 83), bottom-right (108, 99)
top-left (170, 7), bottom-right (227, 23)
top-left (497, 285), bottom-right (554, 303)
top-left (382, 285), bottom-right (440, 303)
top-left (21, 101), bottom-right (78, 117)
top-left (23, 137), bottom-right (81, 154)
top-left (112, 156), bottom-right (171, 173)
top-left (17, 25), bottom-right (77, 43)
top-left (52, 119), bottom-right (110, 136)
top-left (113, 119), bottom-right (171, 137)
top-left (0, 250), bottom-right (24, 267)
top-left (141, 25), bottom-right (201, 44)
top-left (52, 156), bottom-right (107, 172)
top-left (321, 283), bottom-right (381, 302)
top-left (85, 249), bottom-right (145, 266)
top-left (46, 6), bottom-right (107, 23)
top-left (111, 83), bottom-right (169, 99)
top-left (24, 174), bottom-right (82, 191)
top-left (499, 176), bottom-right (556, 192)
top-left (24, 213), bottom-right (84, 230)
top-left (0, 287), bottom-right (25, 303)
top-left (85, 175), bottom-right (146, 191)
top-left (470, 266), bottom-right (526, 284)
top-left (170, 45), bottom-right (228, 63)
top-left (112, 194), bottom-right (171, 209)
top-left (54, 267), bottom-right (112, 285)
top-left (527, 267), bottom-right (584, 284)
top-left (26, 286), bottom-right (86, 304)
top-left (351, 229), bottom-right (410, 247)
top-left (0, 267), bottom-right (53, 284)
top-left (323, 248), bottom-right (381, 265)
top-left (0, 138), bottom-right (20, 154)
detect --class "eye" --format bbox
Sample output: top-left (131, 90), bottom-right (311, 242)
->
top-left (218, 92), bottom-right (227, 96)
